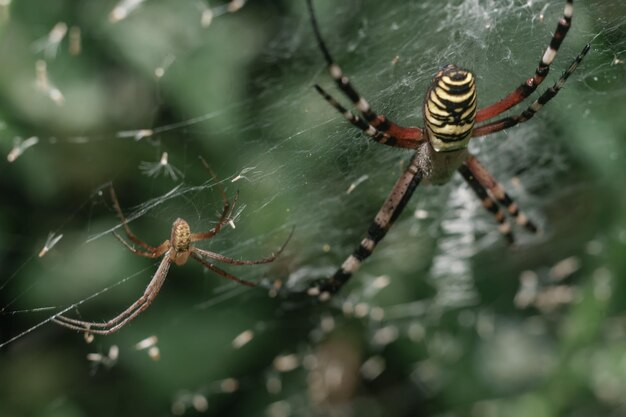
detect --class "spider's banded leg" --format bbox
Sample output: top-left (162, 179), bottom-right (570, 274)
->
top-left (53, 255), bottom-right (172, 334)
top-left (192, 157), bottom-right (240, 242)
top-left (476, 0), bottom-right (575, 122)
top-left (458, 164), bottom-right (514, 244)
top-left (315, 152), bottom-right (423, 297)
top-left (473, 43), bottom-right (589, 137)
top-left (314, 85), bottom-right (421, 149)
top-left (54, 288), bottom-right (159, 336)
top-left (306, 0), bottom-right (423, 140)
top-left (110, 187), bottom-right (158, 252)
top-left (306, 0), bottom-right (383, 125)
top-left (54, 299), bottom-right (147, 334)
top-left (465, 156), bottom-right (538, 234)
top-left (190, 252), bottom-right (257, 287)
top-left (113, 233), bottom-right (170, 258)
top-left (53, 280), bottom-right (156, 330)
top-left (192, 227), bottom-right (293, 265)
top-left (54, 255), bottom-right (171, 329)
top-left (191, 192), bottom-right (239, 242)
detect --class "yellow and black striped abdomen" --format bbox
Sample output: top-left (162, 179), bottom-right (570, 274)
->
top-left (424, 65), bottom-right (477, 152)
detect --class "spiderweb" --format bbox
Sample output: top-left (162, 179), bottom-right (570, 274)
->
top-left (1, 0), bottom-right (625, 416)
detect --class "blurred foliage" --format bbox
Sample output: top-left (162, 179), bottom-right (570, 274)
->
top-left (0, 0), bottom-right (625, 416)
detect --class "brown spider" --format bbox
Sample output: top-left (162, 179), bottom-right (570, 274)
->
top-left (54, 175), bottom-right (291, 335)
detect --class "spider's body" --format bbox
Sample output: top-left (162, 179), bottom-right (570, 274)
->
top-left (417, 65), bottom-right (477, 185)
top-left (423, 65), bottom-right (477, 153)
top-left (171, 218), bottom-right (192, 265)
top-left (307, 0), bottom-right (589, 297)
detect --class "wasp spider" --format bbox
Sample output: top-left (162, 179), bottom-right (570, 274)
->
top-left (307, 0), bottom-right (589, 297)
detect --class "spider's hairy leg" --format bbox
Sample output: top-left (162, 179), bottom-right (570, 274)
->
top-left (192, 156), bottom-right (240, 242)
top-left (190, 253), bottom-right (257, 287)
top-left (473, 43), bottom-right (590, 137)
top-left (53, 254), bottom-right (172, 335)
top-left (110, 186), bottom-right (157, 252)
top-left (476, 0), bottom-right (575, 122)
top-left (306, 0), bottom-right (423, 141)
top-left (465, 156), bottom-right (538, 234)
top-left (458, 164), bottom-right (514, 244)
top-left (113, 232), bottom-right (170, 258)
top-left (198, 155), bottom-right (232, 211)
top-left (314, 85), bottom-right (419, 149)
top-left (313, 153), bottom-right (423, 297)
top-left (190, 191), bottom-right (239, 242)
top-left (192, 226), bottom-right (293, 266)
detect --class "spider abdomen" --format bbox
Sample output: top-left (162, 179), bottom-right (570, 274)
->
top-left (171, 218), bottom-right (191, 265)
top-left (424, 65), bottom-right (477, 152)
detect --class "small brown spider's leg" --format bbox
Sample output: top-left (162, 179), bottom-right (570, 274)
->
top-left (113, 233), bottom-right (170, 258)
top-left (55, 251), bottom-right (171, 335)
top-left (190, 253), bottom-right (257, 287)
top-left (54, 280), bottom-right (153, 329)
top-left (54, 255), bottom-right (172, 335)
top-left (314, 85), bottom-right (423, 148)
top-left (55, 255), bottom-right (171, 330)
top-left (198, 155), bottom-right (235, 213)
top-left (55, 287), bottom-right (159, 335)
top-left (458, 164), bottom-right (514, 244)
top-left (315, 152), bottom-right (423, 297)
top-left (465, 156), bottom-right (538, 234)
top-left (190, 192), bottom-right (239, 242)
top-left (191, 156), bottom-right (240, 242)
top-left (110, 187), bottom-right (158, 252)
top-left (192, 227), bottom-right (293, 265)
top-left (306, 0), bottom-right (421, 139)
top-left (476, 0), bottom-right (575, 122)
top-left (86, 272), bottom-right (168, 335)
top-left (473, 44), bottom-right (589, 137)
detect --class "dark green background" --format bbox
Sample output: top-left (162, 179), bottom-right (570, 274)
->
top-left (1, 0), bottom-right (625, 416)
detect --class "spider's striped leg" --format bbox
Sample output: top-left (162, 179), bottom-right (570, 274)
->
top-left (473, 43), bottom-right (589, 137)
top-left (110, 186), bottom-right (158, 252)
top-left (458, 164), bottom-right (514, 244)
top-left (476, 0), bottom-right (575, 122)
top-left (113, 233), bottom-right (170, 258)
top-left (54, 285), bottom-right (162, 336)
top-left (190, 191), bottom-right (239, 242)
top-left (312, 152), bottom-right (423, 298)
top-left (314, 85), bottom-right (422, 149)
top-left (192, 156), bottom-right (240, 242)
top-left (53, 255), bottom-right (172, 335)
top-left (190, 252), bottom-right (257, 287)
top-left (465, 156), bottom-right (538, 234)
top-left (306, 0), bottom-right (423, 141)
top-left (192, 226), bottom-right (293, 266)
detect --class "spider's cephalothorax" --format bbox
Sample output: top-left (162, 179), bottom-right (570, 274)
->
top-left (171, 218), bottom-right (192, 265)
top-left (307, 0), bottom-right (589, 297)
top-left (424, 65), bottom-right (477, 152)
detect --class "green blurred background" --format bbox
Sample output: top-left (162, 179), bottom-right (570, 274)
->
top-left (1, 0), bottom-right (625, 416)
